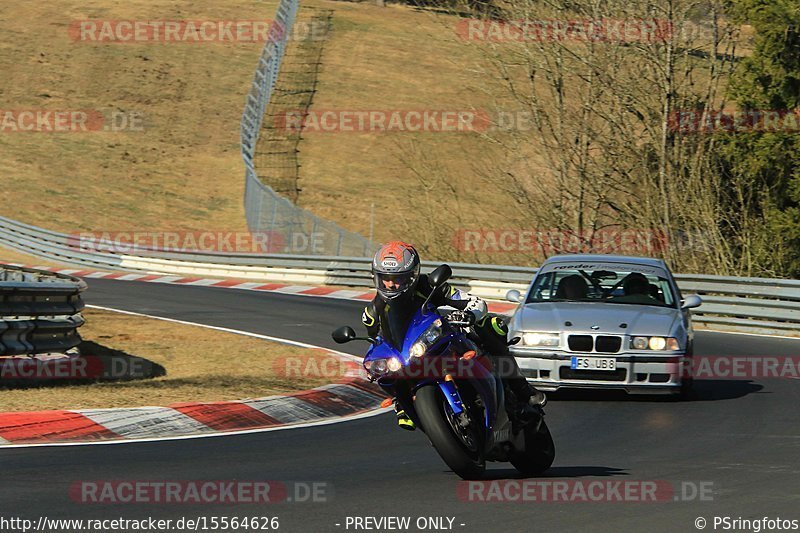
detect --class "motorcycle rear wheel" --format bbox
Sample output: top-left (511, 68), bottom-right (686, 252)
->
top-left (414, 385), bottom-right (485, 480)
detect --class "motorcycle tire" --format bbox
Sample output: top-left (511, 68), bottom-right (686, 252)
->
top-left (414, 385), bottom-right (485, 480)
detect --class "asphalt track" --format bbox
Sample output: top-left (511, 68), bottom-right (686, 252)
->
top-left (2, 278), bottom-right (800, 533)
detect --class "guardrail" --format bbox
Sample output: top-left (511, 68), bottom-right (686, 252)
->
top-left (0, 264), bottom-right (86, 356)
top-left (0, 215), bottom-right (798, 336)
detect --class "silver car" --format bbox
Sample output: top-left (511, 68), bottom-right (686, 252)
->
top-left (506, 254), bottom-right (702, 395)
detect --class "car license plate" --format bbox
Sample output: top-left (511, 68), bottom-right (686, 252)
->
top-left (571, 357), bottom-right (616, 371)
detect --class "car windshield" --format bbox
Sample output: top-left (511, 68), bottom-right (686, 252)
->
top-left (526, 266), bottom-right (676, 307)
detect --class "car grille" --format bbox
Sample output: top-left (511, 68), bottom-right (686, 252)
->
top-left (560, 368), bottom-right (628, 381)
top-left (567, 335), bottom-right (593, 352)
top-left (567, 335), bottom-right (623, 353)
top-left (595, 336), bottom-right (622, 353)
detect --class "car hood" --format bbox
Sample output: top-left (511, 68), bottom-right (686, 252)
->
top-left (512, 302), bottom-right (682, 336)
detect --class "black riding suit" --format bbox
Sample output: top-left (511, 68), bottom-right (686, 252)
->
top-left (361, 274), bottom-right (535, 403)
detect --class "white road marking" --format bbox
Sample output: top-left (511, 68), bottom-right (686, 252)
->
top-left (85, 304), bottom-right (362, 361)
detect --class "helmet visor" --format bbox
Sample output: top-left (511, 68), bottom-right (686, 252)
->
top-left (375, 272), bottom-right (417, 298)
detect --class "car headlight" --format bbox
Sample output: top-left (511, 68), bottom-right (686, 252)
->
top-left (521, 332), bottom-right (560, 347)
top-left (409, 319), bottom-right (443, 358)
top-left (364, 357), bottom-right (402, 376)
top-left (632, 336), bottom-right (648, 350)
top-left (666, 338), bottom-right (680, 351)
top-left (631, 336), bottom-right (680, 351)
top-left (649, 337), bottom-right (666, 350)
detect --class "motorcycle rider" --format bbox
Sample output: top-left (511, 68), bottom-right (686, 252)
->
top-left (361, 241), bottom-right (546, 430)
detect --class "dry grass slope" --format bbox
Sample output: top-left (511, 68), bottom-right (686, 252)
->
top-left (0, 0), bottom-right (515, 260)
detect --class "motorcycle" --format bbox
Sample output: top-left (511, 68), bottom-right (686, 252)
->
top-left (332, 264), bottom-right (555, 479)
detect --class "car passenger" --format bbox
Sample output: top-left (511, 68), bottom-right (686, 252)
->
top-left (555, 274), bottom-right (589, 300)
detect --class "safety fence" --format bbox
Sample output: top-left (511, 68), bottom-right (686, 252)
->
top-left (241, 0), bottom-right (374, 256)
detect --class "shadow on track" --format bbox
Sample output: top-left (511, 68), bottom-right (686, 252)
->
top-left (449, 466), bottom-right (628, 481)
top-left (545, 379), bottom-right (763, 403)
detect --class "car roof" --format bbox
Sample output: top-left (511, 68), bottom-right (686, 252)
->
top-left (542, 254), bottom-right (668, 269)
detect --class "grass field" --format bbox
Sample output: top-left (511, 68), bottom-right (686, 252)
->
top-left (0, 0), bottom-right (278, 234)
top-left (0, 307), bottom-right (341, 412)
top-left (0, 0), bottom-right (516, 261)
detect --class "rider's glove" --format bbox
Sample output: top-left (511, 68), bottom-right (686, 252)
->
top-left (448, 310), bottom-right (475, 327)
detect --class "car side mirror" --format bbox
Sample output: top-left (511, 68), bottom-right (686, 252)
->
top-left (507, 336), bottom-right (521, 346)
top-left (428, 264), bottom-right (452, 287)
top-left (332, 326), bottom-right (357, 344)
top-left (681, 295), bottom-right (702, 310)
top-left (506, 289), bottom-right (522, 303)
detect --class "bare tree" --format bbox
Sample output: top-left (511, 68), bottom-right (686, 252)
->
top-left (407, 0), bottom-right (747, 272)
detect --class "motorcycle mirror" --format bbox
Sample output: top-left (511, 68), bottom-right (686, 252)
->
top-left (507, 337), bottom-right (521, 346)
top-left (421, 264), bottom-right (453, 315)
top-left (428, 264), bottom-right (452, 288)
top-left (332, 326), bottom-right (357, 344)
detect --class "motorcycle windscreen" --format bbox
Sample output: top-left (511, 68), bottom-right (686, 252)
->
top-left (378, 297), bottom-right (418, 352)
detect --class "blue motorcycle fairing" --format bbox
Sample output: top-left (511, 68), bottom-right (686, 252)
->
top-left (437, 380), bottom-right (464, 415)
top-left (363, 305), bottom-right (501, 434)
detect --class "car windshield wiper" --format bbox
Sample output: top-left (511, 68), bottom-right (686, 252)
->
top-left (601, 299), bottom-right (670, 307)
top-left (529, 298), bottom-right (595, 303)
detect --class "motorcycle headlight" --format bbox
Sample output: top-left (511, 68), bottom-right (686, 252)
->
top-left (522, 332), bottom-right (560, 347)
top-left (409, 342), bottom-right (426, 358)
top-left (409, 319), bottom-right (443, 358)
top-left (387, 357), bottom-right (402, 372)
top-left (364, 357), bottom-right (402, 376)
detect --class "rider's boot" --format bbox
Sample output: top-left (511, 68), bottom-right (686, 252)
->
top-left (506, 376), bottom-right (546, 424)
top-left (395, 403), bottom-right (416, 431)
top-left (528, 387), bottom-right (547, 408)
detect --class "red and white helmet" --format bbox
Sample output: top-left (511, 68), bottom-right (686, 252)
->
top-left (371, 241), bottom-right (421, 300)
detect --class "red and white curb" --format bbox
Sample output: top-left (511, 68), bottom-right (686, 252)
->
top-left (0, 379), bottom-right (386, 446)
top-left (0, 263), bottom-right (518, 313)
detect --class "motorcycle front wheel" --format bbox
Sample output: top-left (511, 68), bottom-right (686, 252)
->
top-left (414, 385), bottom-right (485, 480)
